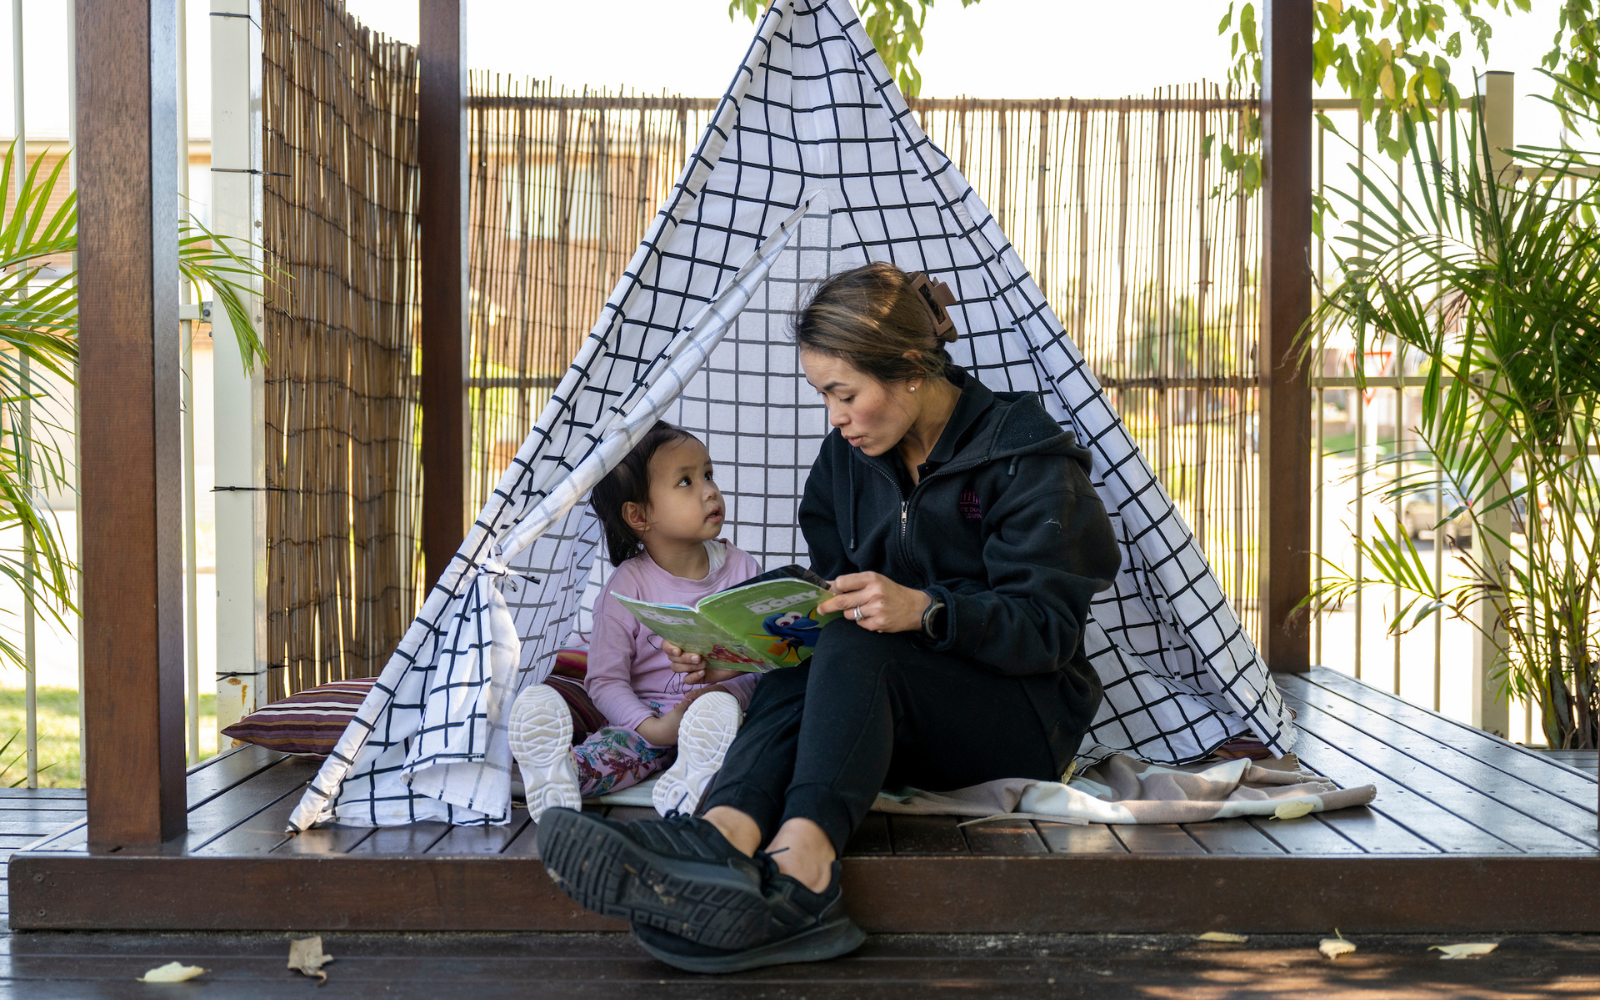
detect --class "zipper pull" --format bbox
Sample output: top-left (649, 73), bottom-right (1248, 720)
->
top-left (901, 501), bottom-right (908, 538)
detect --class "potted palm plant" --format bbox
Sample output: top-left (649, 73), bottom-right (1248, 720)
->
top-left (1303, 76), bottom-right (1600, 750)
top-left (2, 142), bottom-right (266, 675)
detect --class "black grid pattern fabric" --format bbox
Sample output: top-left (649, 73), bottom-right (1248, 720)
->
top-left (289, 0), bottom-right (1293, 831)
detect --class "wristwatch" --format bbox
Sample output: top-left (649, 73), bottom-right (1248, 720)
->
top-left (921, 596), bottom-right (947, 640)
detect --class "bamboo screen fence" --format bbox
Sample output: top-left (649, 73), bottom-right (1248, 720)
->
top-left (466, 81), bottom-right (1265, 640)
top-left (260, 0), bottom-right (422, 699)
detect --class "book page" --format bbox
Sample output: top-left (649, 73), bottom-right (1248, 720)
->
top-left (698, 579), bottom-right (841, 668)
top-left (610, 594), bottom-right (775, 672)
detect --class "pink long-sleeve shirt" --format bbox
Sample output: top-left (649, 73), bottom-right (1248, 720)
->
top-left (586, 540), bottom-right (763, 734)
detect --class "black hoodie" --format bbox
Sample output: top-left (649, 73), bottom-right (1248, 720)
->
top-left (798, 368), bottom-right (1122, 775)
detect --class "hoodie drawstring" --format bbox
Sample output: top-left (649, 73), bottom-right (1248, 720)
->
top-left (848, 451), bottom-right (858, 551)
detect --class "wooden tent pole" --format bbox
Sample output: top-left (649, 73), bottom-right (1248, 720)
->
top-left (420, 0), bottom-right (469, 592)
top-left (1259, 0), bottom-right (1314, 672)
top-left (77, 0), bottom-right (188, 848)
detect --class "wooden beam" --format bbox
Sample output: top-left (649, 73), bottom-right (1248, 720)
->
top-left (419, 0), bottom-right (469, 592)
top-left (12, 853), bottom-right (1600, 932)
top-left (76, 0), bottom-right (187, 848)
top-left (1258, 0), bottom-right (1314, 672)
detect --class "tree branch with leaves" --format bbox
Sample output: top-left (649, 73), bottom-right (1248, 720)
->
top-left (727, 0), bottom-right (981, 98)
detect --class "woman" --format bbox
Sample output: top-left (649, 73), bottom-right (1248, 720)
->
top-left (537, 262), bottom-right (1121, 973)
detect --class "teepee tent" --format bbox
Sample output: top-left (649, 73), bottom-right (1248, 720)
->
top-left (288, 0), bottom-right (1295, 831)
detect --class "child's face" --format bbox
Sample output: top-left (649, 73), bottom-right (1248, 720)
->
top-left (634, 436), bottom-right (725, 544)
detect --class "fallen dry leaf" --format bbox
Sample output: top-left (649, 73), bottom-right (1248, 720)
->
top-left (1319, 935), bottom-right (1357, 960)
top-left (1196, 931), bottom-right (1250, 944)
top-left (288, 936), bottom-right (335, 984)
top-left (137, 962), bottom-right (207, 983)
top-left (1431, 942), bottom-right (1498, 960)
top-left (1272, 799), bottom-right (1316, 820)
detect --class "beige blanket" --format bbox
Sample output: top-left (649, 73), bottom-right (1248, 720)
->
top-left (870, 754), bottom-right (1376, 825)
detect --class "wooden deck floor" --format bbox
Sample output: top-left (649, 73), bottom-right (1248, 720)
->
top-left (8, 667), bottom-right (1599, 934)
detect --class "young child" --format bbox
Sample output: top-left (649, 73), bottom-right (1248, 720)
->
top-left (509, 421), bottom-right (761, 821)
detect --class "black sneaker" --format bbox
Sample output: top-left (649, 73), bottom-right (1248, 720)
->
top-left (632, 861), bottom-right (866, 974)
top-left (536, 807), bottom-right (772, 950)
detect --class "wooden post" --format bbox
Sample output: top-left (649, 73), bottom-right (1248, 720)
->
top-left (77, 0), bottom-right (187, 848)
top-left (420, 0), bottom-right (469, 592)
top-left (1258, 0), bottom-right (1314, 672)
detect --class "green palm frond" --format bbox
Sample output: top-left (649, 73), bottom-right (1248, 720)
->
top-left (0, 141), bottom-right (272, 674)
top-left (1301, 82), bottom-right (1600, 747)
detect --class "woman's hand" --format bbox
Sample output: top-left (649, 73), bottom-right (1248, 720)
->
top-left (818, 571), bottom-right (931, 634)
top-left (661, 641), bottom-right (746, 686)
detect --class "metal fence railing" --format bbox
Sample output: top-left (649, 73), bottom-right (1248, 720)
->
top-left (1307, 90), bottom-right (1548, 744)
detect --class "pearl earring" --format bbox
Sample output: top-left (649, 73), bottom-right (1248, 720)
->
top-left (910, 384), bottom-right (918, 392)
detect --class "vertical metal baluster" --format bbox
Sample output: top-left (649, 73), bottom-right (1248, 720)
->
top-left (13, 0), bottom-right (36, 788)
top-left (1313, 106), bottom-right (1326, 667)
top-left (1353, 118), bottom-right (1366, 681)
top-left (1433, 109), bottom-right (1446, 713)
top-left (177, 0), bottom-right (200, 766)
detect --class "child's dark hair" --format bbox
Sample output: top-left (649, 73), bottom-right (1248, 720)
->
top-left (591, 420), bottom-right (694, 566)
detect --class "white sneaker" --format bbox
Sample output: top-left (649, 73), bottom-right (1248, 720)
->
top-left (653, 690), bottom-right (741, 817)
top-left (508, 682), bottom-right (582, 822)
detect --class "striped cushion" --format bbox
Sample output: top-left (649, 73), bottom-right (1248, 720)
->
top-left (221, 678), bottom-right (377, 757)
top-left (552, 648), bottom-right (588, 680)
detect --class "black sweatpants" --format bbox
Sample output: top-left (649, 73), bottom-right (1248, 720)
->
top-left (701, 620), bottom-right (1062, 854)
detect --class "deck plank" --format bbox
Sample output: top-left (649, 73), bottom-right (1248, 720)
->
top-left (960, 818), bottom-right (1047, 855)
top-left (1288, 724), bottom-right (1498, 853)
top-left (1293, 671), bottom-right (1600, 833)
top-left (1182, 818), bottom-right (1285, 855)
top-left (1112, 825), bottom-right (1206, 855)
top-left (169, 757), bottom-right (315, 855)
top-left (1246, 815), bottom-right (1364, 855)
top-left (885, 814), bottom-right (968, 855)
top-left (343, 823), bottom-right (452, 855)
top-left (1304, 807), bottom-right (1438, 855)
top-left (1538, 749), bottom-right (1599, 777)
top-left (1035, 822), bottom-right (1126, 854)
top-left (0, 788), bottom-right (83, 799)
top-left (21, 819), bottom-right (87, 853)
top-left (1282, 687), bottom-right (1596, 852)
top-left (193, 778), bottom-right (315, 856)
top-left (500, 820), bottom-right (542, 858)
top-left (186, 744), bottom-right (292, 810)
top-left (1307, 669), bottom-right (1599, 804)
top-left (843, 813), bottom-right (893, 856)
top-left (0, 816), bottom-right (90, 837)
top-left (274, 823), bottom-right (375, 855)
top-left (427, 814), bottom-right (533, 855)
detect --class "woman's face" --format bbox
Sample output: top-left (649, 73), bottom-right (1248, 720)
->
top-left (800, 349), bottom-right (916, 457)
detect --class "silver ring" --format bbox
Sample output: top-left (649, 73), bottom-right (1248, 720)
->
top-left (854, 605), bottom-right (864, 621)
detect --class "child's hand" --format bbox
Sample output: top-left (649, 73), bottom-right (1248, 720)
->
top-left (661, 641), bottom-right (748, 685)
top-left (635, 702), bottom-right (688, 747)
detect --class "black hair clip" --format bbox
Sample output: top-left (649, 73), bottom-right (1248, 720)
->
top-left (906, 271), bottom-right (959, 343)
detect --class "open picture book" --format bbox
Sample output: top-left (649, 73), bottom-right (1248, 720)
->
top-left (612, 565), bottom-right (842, 671)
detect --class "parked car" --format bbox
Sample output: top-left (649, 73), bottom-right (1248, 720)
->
top-left (1402, 486), bottom-right (1472, 545)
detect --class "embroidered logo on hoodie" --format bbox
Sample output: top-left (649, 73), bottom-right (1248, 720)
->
top-left (959, 489), bottom-right (982, 520)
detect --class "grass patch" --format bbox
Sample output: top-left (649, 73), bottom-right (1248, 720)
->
top-left (0, 687), bottom-right (217, 788)
top-left (1321, 430), bottom-right (1398, 458)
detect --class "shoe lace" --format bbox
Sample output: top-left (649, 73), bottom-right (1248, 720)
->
top-left (752, 845), bottom-right (786, 887)
top-left (658, 808), bottom-right (784, 886)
